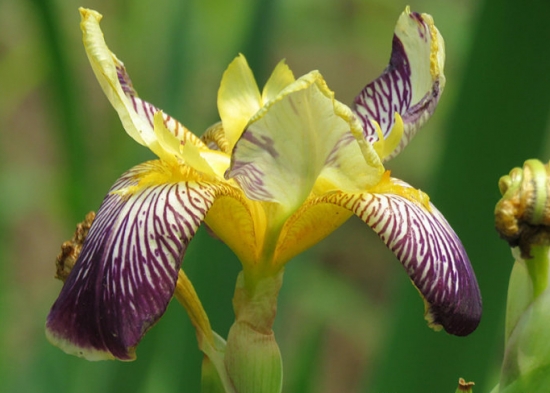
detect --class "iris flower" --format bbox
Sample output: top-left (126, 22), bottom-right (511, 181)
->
top-left (47, 7), bottom-right (482, 363)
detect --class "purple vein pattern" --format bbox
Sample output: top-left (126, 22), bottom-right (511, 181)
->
top-left (353, 36), bottom-right (412, 145)
top-left (353, 12), bottom-right (443, 161)
top-left (116, 63), bottom-right (201, 146)
top-left (227, 127), bottom-right (277, 202)
top-left (46, 161), bottom-right (216, 359)
top-left (325, 181), bottom-right (481, 336)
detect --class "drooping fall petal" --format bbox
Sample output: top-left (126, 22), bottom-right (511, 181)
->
top-left (353, 7), bottom-right (445, 161)
top-left (323, 178), bottom-right (481, 336)
top-left (46, 161), bottom-right (218, 360)
top-left (217, 54), bottom-right (263, 151)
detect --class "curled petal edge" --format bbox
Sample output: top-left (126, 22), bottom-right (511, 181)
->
top-left (353, 7), bottom-right (446, 161)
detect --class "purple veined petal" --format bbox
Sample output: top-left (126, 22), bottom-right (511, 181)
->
top-left (353, 8), bottom-right (445, 161)
top-left (324, 180), bottom-right (481, 336)
top-left (46, 161), bottom-right (217, 360)
top-left (116, 63), bottom-right (203, 146)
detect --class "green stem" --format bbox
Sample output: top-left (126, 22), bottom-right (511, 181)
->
top-left (525, 246), bottom-right (550, 299)
top-left (174, 270), bottom-right (236, 393)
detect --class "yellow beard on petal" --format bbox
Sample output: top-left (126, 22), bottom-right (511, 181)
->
top-left (368, 171), bottom-right (432, 212)
top-left (112, 160), bottom-right (204, 197)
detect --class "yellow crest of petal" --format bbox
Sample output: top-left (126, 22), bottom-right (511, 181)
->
top-left (201, 122), bottom-right (231, 154)
top-left (369, 171), bottom-right (432, 212)
top-left (372, 113), bottom-right (404, 161)
top-left (152, 111), bottom-right (218, 178)
top-left (151, 111), bottom-right (181, 164)
top-left (218, 54), bottom-right (262, 151)
top-left (113, 159), bottom-right (203, 198)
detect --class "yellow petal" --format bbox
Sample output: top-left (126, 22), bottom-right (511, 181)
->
top-left (274, 196), bottom-right (353, 265)
top-left (261, 59), bottom-right (295, 104)
top-left (371, 113), bottom-right (404, 161)
top-left (204, 186), bottom-right (262, 268)
top-left (217, 54), bottom-right (262, 151)
top-left (151, 112), bottom-right (217, 177)
top-left (228, 71), bottom-right (383, 215)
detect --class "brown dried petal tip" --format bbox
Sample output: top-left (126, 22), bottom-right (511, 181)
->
top-left (55, 212), bottom-right (96, 282)
top-left (457, 378), bottom-right (475, 392)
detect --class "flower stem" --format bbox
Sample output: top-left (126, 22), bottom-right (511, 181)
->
top-left (174, 269), bottom-right (236, 393)
top-left (525, 245), bottom-right (549, 299)
top-left (174, 269), bottom-right (214, 346)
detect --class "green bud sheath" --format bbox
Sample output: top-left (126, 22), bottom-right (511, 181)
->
top-left (202, 355), bottom-right (228, 393)
top-left (224, 271), bottom-right (284, 393)
top-left (499, 246), bottom-right (550, 391)
top-left (495, 160), bottom-right (550, 392)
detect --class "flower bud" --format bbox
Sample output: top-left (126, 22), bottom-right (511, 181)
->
top-left (224, 271), bottom-right (284, 393)
top-left (495, 160), bottom-right (550, 391)
top-left (225, 320), bottom-right (283, 393)
top-left (497, 246), bottom-right (550, 392)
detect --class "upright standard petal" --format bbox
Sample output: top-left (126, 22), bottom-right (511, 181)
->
top-left (46, 161), bottom-right (218, 360)
top-left (218, 55), bottom-right (263, 151)
top-left (227, 71), bottom-right (381, 215)
top-left (323, 177), bottom-right (481, 336)
top-left (80, 8), bottom-right (204, 150)
top-left (261, 60), bottom-right (296, 104)
top-left (353, 7), bottom-right (445, 161)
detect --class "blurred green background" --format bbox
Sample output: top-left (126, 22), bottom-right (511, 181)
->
top-left (2, 0), bottom-right (550, 392)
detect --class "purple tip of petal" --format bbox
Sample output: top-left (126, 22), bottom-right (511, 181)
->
top-left (408, 206), bottom-right (482, 337)
top-left (46, 187), bottom-right (180, 360)
top-left (423, 234), bottom-right (482, 336)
